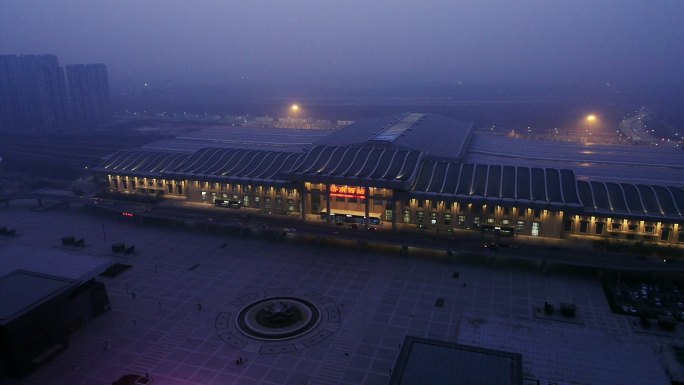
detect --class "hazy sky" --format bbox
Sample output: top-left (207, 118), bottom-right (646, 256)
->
top-left (2, 0), bottom-right (683, 89)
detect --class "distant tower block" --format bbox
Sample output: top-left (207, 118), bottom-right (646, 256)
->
top-left (66, 64), bottom-right (112, 128)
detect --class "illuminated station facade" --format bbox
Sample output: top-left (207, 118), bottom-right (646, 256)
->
top-left (95, 113), bottom-right (684, 246)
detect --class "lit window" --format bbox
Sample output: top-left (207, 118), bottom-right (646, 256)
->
top-left (385, 209), bottom-right (393, 221)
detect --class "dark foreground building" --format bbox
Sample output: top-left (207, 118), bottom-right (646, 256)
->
top-left (94, 113), bottom-right (684, 246)
top-left (389, 336), bottom-right (522, 385)
top-left (0, 246), bottom-right (111, 380)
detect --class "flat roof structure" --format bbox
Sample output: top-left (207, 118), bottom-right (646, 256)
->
top-left (143, 126), bottom-right (332, 153)
top-left (0, 245), bottom-right (113, 281)
top-left (315, 113), bottom-right (474, 160)
top-left (389, 336), bottom-right (522, 385)
top-left (369, 112), bottom-right (426, 143)
top-left (466, 133), bottom-right (684, 185)
top-left (0, 271), bottom-right (74, 324)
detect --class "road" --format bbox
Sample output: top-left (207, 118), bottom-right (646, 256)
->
top-left (80, 197), bottom-right (684, 273)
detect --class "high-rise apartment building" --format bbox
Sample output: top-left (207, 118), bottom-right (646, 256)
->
top-left (66, 64), bottom-right (111, 127)
top-left (0, 55), bottom-right (69, 132)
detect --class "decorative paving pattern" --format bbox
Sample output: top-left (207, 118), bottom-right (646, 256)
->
top-left (0, 203), bottom-right (676, 385)
top-left (216, 288), bottom-right (340, 353)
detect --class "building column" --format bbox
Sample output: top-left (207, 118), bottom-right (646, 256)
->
top-left (364, 187), bottom-right (370, 226)
top-left (325, 183), bottom-right (331, 223)
top-left (300, 182), bottom-right (307, 221)
top-left (391, 195), bottom-right (397, 231)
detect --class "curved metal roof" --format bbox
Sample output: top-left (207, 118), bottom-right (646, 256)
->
top-left (410, 159), bottom-right (684, 219)
top-left (286, 145), bottom-right (423, 189)
top-left (97, 150), bottom-right (191, 177)
top-left (410, 161), bottom-right (582, 208)
top-left (95, 148), bottom-right (303, 185)
top-left (163, 147), bottom-right (304, 184)
top-left (577, 180), bottom-right (684, 219)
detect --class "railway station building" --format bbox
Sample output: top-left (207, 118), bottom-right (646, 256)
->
top-left (94, 113), bottom-right (684, 246)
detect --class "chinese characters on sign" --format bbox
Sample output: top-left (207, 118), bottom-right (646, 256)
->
top-left (329, 185), bottom-right (366, 198)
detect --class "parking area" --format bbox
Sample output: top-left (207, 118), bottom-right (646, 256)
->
top-left (0, 201), bottom-right (676, 385)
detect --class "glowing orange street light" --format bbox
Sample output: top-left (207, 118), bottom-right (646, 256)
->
top-left (291, 104), bottom-right (300, 113)
top-left (586, 114), bottom-right (597, 122)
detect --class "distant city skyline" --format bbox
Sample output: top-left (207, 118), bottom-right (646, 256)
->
top-left (0, 55), bottom-right (111, 132)
top-left (1, 1), bottom-right (683, 90)
top-left (0, 54), bottom-right (69, 132)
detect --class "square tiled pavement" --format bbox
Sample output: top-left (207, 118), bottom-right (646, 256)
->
top-left (0, 202), bottom-right (674, 384)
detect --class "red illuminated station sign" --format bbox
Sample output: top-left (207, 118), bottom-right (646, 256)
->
top-left (329, 185), bottom-right (366, 199)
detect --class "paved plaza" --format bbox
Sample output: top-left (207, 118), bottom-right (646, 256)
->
top-left (0, 201), bottom-right (677, 384)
